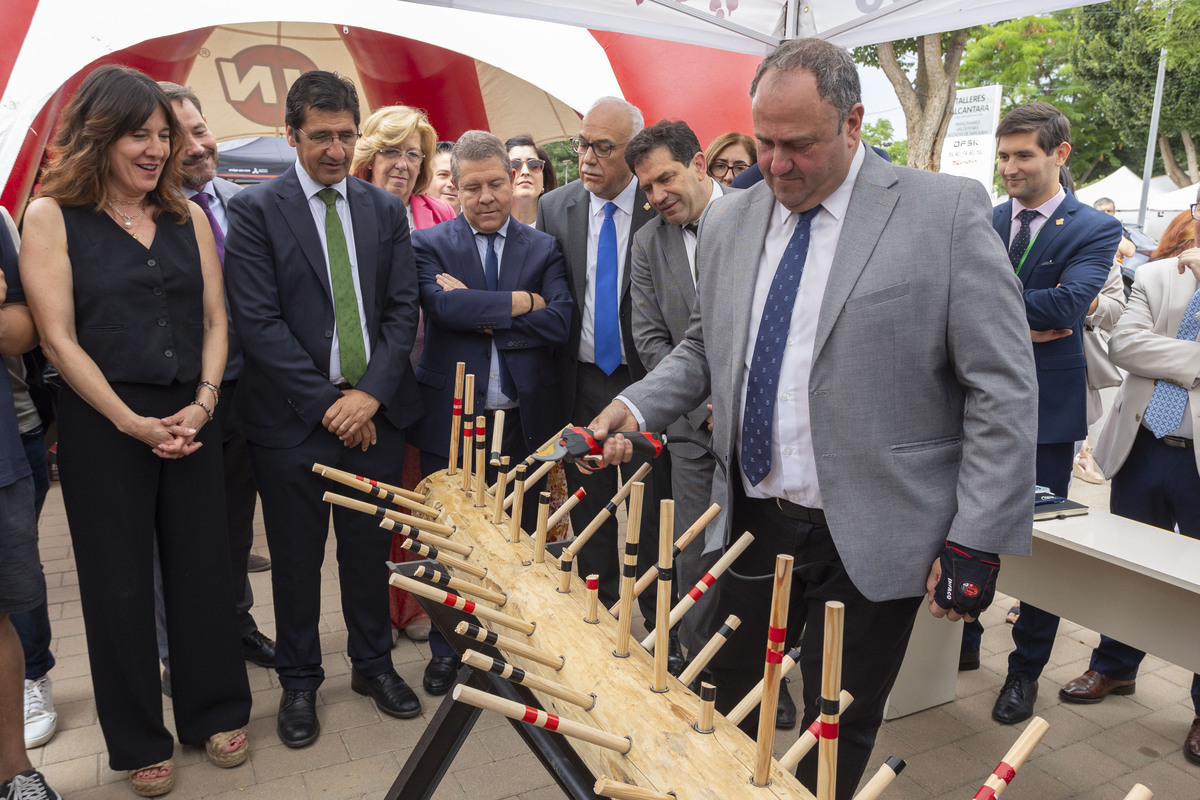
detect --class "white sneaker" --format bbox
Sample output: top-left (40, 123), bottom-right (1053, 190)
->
top-left (23, 676), bottom-right (57, 749)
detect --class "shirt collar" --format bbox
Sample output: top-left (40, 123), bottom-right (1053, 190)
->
top-left (183, 181), bottom-right (215, 202)
top-left (1012, 186), bottom-right (1066, 221)
top-left (470, 216), bottom-right (511, 240)
top-left (771, 140), bottom-right (866, 228)
top-left (295, 158), bottom-right (349, 201)
top-left (589, 175), bottom-right (638, 219)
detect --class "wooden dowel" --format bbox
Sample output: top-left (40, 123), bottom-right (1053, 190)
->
top-left (1122, 785), bottom-right (1153, 800)
top-left (447, 362), bottom-right (465, 475)
top-left (322, 491), bottom-right (456, 538)
top-left (564, 462), bottom-right (652, 560)
top-left (474, 415), bottom-right (487, 506)
top-left (678, 615), bottom-right (740, 687)
top-left (851, 757), bottom-right (905, 800)
top-left (462, 374), bottom-right (475, 492)
top-left (778, 690), bottom-right (854, 772)
top-left (491, 455), bottom-right (510, 523)
top-left (395, 536), bottom-right (487, 580)
top-left (593, 777), bottom-right (671, 800)
top-left (651, 500), bottom-right (674, 692)
top-left (490, 408), bottom-right (505, 466)
top-left (503, 459), bottom-right (555, 511)
top-left (611, 502), bottom-right (720, 617)
top-left (461, 649), bottom-right (595, 709)
top-left (696, 682), bottom-right (716, 734)
top-left (311, 464), bottom-right (436, 515)
top-left (727, 645), bottom-right (801, 726)
top-left (974, 716), bottom-right (1049, 799)
top-left (389, 572), bottom-right (533, 634)
top-left (453, 685), bottom-right (629, 754)
top-left (533, 492), bottom-right (551, 563)
top-left (613, 481), bottom-right (644, 658)
top-left (817, 600), bottom-right (845, 800)
top-left (508, 465), bottom-right (527, 544)
top-left (454, 621), bottom-right (563, 670)
top-left (753, 554), bottom-right (794, 787)
top-left (413, 565), bottom-right (506, 606)
top-left (347, 473), bottom-right (427, 506)
top-left (641, 530), bottom-right (754, 651)
top-left (500, 428), bottom-right (566, 486)
top-left (584, 575), bottom-right (600, 624)
top-left (378, 518), bottom-right (472, 556)
top-left (546, 486), bottom-right (585, 531)
top-left (558, 550), bottom-right (574, 594)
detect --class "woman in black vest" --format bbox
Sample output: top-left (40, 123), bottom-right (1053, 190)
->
top-left (18, 65), bottom-right (250, 797)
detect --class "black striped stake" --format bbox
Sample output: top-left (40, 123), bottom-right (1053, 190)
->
top-left (454, 620), bottom-right (563, 670)
top-left (613, 481), bottom-right (644, 658)
top-left (461, 649), bottom-right (595, 709)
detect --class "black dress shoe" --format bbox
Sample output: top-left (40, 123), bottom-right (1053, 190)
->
top-left (992, 673), bottom-right (1038, 724)
top-left (352, 669), bottom-right (422, 718)
top-left (776, 677), bottom-right (797, 730)
top-left (247, 553), bottom-right (272, 573)
top-left (667, 631), bottom-right (686, 677)
top-left (242, 630), bottom-right (276, 668)
top-left (423, 657), bottom-right (460, 696)
top-left (959, 650), bottom-right (981, 671)
top-left (278, 689), bottom-right (319, 748)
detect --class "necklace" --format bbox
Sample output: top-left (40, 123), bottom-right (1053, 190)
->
top-left (107, 199), bottom-right (146, 230)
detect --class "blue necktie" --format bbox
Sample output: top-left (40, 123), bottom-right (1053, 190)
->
top-left (484, 232), bottom-right (517, 400)
top-left (741, 205), bottom-right (822, 486)
top-left (1008, 209), bottom-right (1040, 272)
top-left (1143, 287), bottom-right (1200, 437)
top-left (594, 201), bottom-right (621, 375)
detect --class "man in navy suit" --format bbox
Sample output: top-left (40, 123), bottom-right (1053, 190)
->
top-left (224, 71), bottom-right (424, 748)
top-left (984, 102), bottom-right (1122, 724)
top-left (410, 131), bottom-right (572, 694)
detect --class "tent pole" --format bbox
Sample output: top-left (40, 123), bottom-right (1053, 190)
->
top-left (1137, 8), bottom-right (1171, 231)
top-left (785, 0), bottom-right (798, 39)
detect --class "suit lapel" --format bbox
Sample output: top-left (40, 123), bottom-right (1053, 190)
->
top-left (726, 183), bottom-right (775, 391)
top-left (499, 221), bottom-right (529, 291)
top-left (1017, 195), bottom-right (1075, 288)
top-left (347, 178), bottom-right (378, 321)
top-left (624, 188), bottom-right (655, 298)
top-left (565, 185), bottom-right (589, 317)
top-left (659, 222), bottom-right (695, 309)
top-left (452, 216), bottom-right (488, 287)
top-left (275, 168), bottom-right (331, 301)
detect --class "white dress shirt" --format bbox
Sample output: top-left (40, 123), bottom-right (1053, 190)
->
top-left (184, 182), bottom-right (228, 234)
top-left (579, 176), bottom-right (639, 365)
top-left (294, 162), bottom-right (372, 384)
top-left (469, 217), bottom-right (518, 410)
top-left (683, 178), bottom-right (723, 284)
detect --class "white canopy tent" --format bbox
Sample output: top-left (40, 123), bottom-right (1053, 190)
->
top-left (1074, 166), bottom-right (1164, 211)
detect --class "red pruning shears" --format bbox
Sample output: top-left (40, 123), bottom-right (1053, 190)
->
top-left (532, 425), bottom-right (665, 469)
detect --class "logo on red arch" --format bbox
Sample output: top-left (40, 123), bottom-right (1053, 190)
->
top-left (216, 45), bottom-right (319, 127)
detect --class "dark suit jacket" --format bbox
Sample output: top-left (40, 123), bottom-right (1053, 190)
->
top-left (409, 214), bottom-right (573, 457)
top-left (993, 193), bottom-right (1122, 443)
top-left (208, 176), bottom-right (245, 382)
top-left (536, 179), bottom-right (657, 418)
top-left (223, 166), bottom-right (422, 448)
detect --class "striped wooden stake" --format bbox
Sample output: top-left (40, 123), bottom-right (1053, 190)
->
top-left (972, 716), bottom-right (1049, 800)
top-left (447, 361), bottom-right (465, 475)
top-left (584, 575), bottom-right (600, 624)
top-left (378, 517), bottom-right (472, 556)
top-left (779, 690), bottom-right (854, 772)
top-left (613, 481), bottom-right (644, 658)
top-left (394, 536), bottom-right (487, 579)
top-left (454, 621), bottom-right (563, 670)
top-left (817, 600), bottom-right (845, 800)
top-left (474, 415), bottom-right (487, 506)
top-left (611, 502), bottom-right (720, 617)
top-left (564, 462), bottom-right (652, 562)
top-left (461, 649), bottom-right (595, 709)
top-left (593, 777), bottom-right (672, 800)
top-left (651, 500), bottom-right (673, 692)
top-left (678, 615), bottom-right (740, 687)
top-left (500, 427), bottom-right (569, 488)
top-left (322, 491), bottom-right (456, 538)
top-left (695, 682), bottom-right (716, 734)
top-left (752, 554), bottom-right (793, 787)
top-left (462, 373), bottom-right (475, 492)
top-left (503, 459), bottom-right (555, 511)
top-left (453, 685), bottom-right (629, 753)
top-left (727, 645), bottom-right (801, 726)
top-left (851, 757), bottom-right (906, 800)
top-left (547, 487), bottom-right (585, 531)
top-left (558, 550), bottom-right (574, 594)
top-left (533, 492), bottom-right (551, 563)
top-left (1122, 785), bottom-right (1153, 800)
top-left (509, 464), bottom-right (527, 544)
top-left (412, 565), bottom-right (506, 605)
top-left (491, 456), bottom-right (510, 523)
top-left (389, 572), bottom-right (533, 635)
top-left (489, 408), bottom-right (505, 466)
top-left (311, 464), bottom-right (436, 515)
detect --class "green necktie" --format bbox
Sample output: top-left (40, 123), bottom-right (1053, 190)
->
top-left (318, 188), bottom-right (367, 386)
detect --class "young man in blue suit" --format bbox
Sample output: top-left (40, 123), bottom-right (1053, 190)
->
top-left (409, 130), bottom-right (572, 694)
top-left (224, 71), bottom-right (424, 747)
top-left (984, 102), bottom-right (1122, 725)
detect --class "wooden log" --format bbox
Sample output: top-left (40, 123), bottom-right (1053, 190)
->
top-left (817, 601), bottom-right (845, 800)
top-left (413, 565), bottom-right (507, 606)
top-left (395, 536), bottom-right (487, 580)
top-left (851, 757), bottom-right (905, 800)
top-left (509, 465), bottom-right (527, 544)
top-left (727, 646), bottom-right (801, 726)
top-left (584, 575), bottom-right (600, 624)
top-left (389, 572), bottom-right (533, 634)
top-left (491, 455), bottom-right (510, 523)
top-left (490, 408), bottom-right (506, 466)
top-left (563, 462), bottom-right (653, 561)
top-left (503, 459), bottom-right (556, 511)
top-left (462, 374), bottom-right (475, 492)
top-left (753, 554), bottom-right (794, 787)
top-left (678, 615), bottom-right (740, 687)
top-left (448, 361), bottom-right (466, 475)
top-left (613, 482), bottom-right (644, 658)
top-left (455, 621), bottom-right (564, 670)
top-left (593, 777), bottom-right (672, 800)
top-left (474, 415), bottom-right (488, 506)
top-left (547, 486), bottom-right (585, 531)
top-left (322, 491), bottom-right (456, 538)
top-left (610, 502), bottom-right (720, 617)
top-left (1122, 785), bottom-right (1153, 800)
top-left (533, 492), bottom-right (551, 564)
top-left (453, 685), bottom-right (629, 754)
top-left (778, 690), bottom-right (854, 772)
top-left (378, 518), bottom-right (471, 556)
top-left (311, 464), bottom-right (437, 516)
top-left (696, 682), bottom-right (716, 734)
top-left (651, 500), bottom-right (674, 692)
top-left (461, 649), bottom-right (595, 709)
top-left (973, 716), bottom-right (1049, 799)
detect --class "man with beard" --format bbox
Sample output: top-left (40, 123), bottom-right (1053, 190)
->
top-left (156, 83), bottom-right (276, 682)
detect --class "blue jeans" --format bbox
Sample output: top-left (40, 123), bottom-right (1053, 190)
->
top-left (10, 426), bottom-right (55, 680)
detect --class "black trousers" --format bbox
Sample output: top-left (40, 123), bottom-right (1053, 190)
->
top-left (58, 383), bottom-right (251, 770)
top-left (219, 379), bottom-right (260, 637)
top-left (707, 480), bottom-right (922, 800)
top-left (565, 362), bottom-right (672, 623)
top-left (249, 415), bottom-right (405, 690)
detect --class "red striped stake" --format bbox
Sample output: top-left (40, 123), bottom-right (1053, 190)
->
top-left (311, 463), bottom-right (435, 514)
top-left (389, 572), bottom-right (533, 634)
top-left (547, 487), bottom-right (586, 531)
top-left (321, 491), bottom-right (456, 538)
top-left (610, 502), bottom-right (721, 617)
top-left (613, 482), bottom-right (644, 658)
top-left (447, 362), bottom-right (465, 475)
top-left (474, 415), bottom-right (487, 506)
top-left (971, 716), bottom-right (1049, 800)
top-left (753, 554), bottom-right (794, 787)
top-left (453, 685), bottom-right (630, 753)
top-left (461, 373), bottom-right (475, 492)
top-left (817, 601), bottom-right (845, 800)
top-left (779, 690), bottom-right (854, 772)
top-left (411, 565), bottom-right (506, 606)
top-left (651, 499), bottom-right (674, 692)
top-left (584, 574), bottom-right (600, 624)
top-left (563, 463), bottom-right (652, 561)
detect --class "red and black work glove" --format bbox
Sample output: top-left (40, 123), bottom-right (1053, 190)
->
top-left (933, 541), bottom-right (1000, 619)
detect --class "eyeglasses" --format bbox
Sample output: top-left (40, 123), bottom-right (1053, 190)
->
top-left (570, 137), bottom-right (626, 159)
top-left (511, 158), bottom-right (545, 172)
top-left (296, 128), bottom-right (361, 149)
top-left (1192, 203), bottom-right (1200, 221)
top-left (379, 149), bottom-right (425, 165)
top-left (709, 161), bottom-right (751, 179)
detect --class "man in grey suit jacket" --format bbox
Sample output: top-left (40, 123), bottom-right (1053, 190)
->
top-left (590, 39), bottom-right (1037, 797)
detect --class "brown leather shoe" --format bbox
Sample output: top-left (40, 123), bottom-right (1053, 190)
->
top-left (1186, 717), bottom-right (1200, 766)
top-left (1058, 669), bottom-right (1135, 704)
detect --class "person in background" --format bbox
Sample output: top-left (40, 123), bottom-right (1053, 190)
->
top-left (703, 131), bottom-right (756, 187)
top-left (505, 135), bottom-right (558, 226)
top-left (428, 140), bottom-right (460, 215)
top-left (20, 64), bottom-right (250, 796)
top-left (1093, 196), bottom-right (1138, 262)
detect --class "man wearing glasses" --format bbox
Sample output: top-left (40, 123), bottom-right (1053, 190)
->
top-left (536, 98), bottom-right (670, 636)
top-left (225, 70), bottom-right (424, 748)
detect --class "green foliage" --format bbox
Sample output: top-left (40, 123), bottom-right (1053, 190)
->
top-left (541, 140), bottom-right (577, 188)
top-left (861, 119), bottom-right (908, 166)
